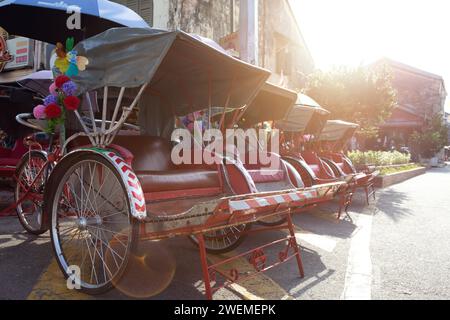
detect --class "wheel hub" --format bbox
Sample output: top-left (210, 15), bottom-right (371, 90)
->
top-left (76, 215), bottom-right (102, 230)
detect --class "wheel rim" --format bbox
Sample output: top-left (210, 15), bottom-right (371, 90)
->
top-left (15, 155), bottom-right (46, 231)
top-left (51, 159), bottom-right (132, 290)
top-left (196, 224), bottom-right (246, 251)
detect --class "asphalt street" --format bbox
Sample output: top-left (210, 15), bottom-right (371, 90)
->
top-left (0, 166), bottom-right (449, 300)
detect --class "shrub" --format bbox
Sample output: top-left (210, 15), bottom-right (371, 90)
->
top-left (347, 150), bottom-right (411, 166)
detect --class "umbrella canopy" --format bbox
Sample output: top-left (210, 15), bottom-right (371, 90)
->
top-left (238, 82), bottom-right (297, 128)
top-left (17, 70), bottom-right (53, 97)
top-left (319, 120), bottom-right (359, 142)
top-left (0, 0), bottom-right (149, 44)
top-left (275, 93), bottom-right (330, 134)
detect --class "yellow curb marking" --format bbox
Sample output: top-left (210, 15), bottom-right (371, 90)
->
top-left (27, 258), bottom-right (90, 300)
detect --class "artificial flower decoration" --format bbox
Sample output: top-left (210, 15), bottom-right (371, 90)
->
top-left (40, 37), bottom-right (88, 135)
top-left (76, 56), bottom-right (89, 71)
top-left (44, 94), bottom-right (58, 106)
top-left (45, 103), bottom-right (62, 119)
top-left (62, 81), bottom-right (77, 96)
top-left (55, 75), bottom-right (70, 88)
top-left (49, 82), bottom-right (57, 96)
top-left (63, 96), bottom-right (80, 111)
top-left (54, 38), bottom-right (89, 77)
top-left (39, 76), bottom-right (80, 134)
top-left (33, 105), bottom-right (46, 120)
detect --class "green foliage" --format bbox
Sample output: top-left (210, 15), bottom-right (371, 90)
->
top-left (348, 150), bottom-right (411, 166)
top-left (410, 114), bottom-right (448, 158)
top-left (305, 64), bottom-right (397, 138)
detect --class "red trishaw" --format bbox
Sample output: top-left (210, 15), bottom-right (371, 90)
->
top-left (13, 28), bottom-right (353, 298)
top-left (0, 72), bottom-right (53, 225)
top-left (317, 120), bottom-right (378, 205)
top-left (275, 94), bottom-right (355, 219)
top-left (227, 85), bottom-right (351, 226)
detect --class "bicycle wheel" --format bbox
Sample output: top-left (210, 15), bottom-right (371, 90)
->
top-left (15, 151), bottom-right (48, 235)
top-left (189, 223), bottom-right (250, 254)
top-left (47, 153), bottom-right (138, 295)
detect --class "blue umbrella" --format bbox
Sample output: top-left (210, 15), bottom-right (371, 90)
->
top-left (0, 0), bottom-right (149, 44)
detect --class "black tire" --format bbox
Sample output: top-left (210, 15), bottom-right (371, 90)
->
top-left (47, 152), bottom-right (138, 295)
top-left (257, 215), bottom-right (287, 227)
top-left (15, 151), bottom-right (48, 235)
top-left (188, 223), bottom-right (250, 254)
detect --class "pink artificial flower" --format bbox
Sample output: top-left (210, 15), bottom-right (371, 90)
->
top-left (33, 104), bottom-right (47, 119)
top-left (49, 82), bottom-right (58, 96)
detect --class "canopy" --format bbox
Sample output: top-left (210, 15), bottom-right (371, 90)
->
top-left (17, 70), bottom-right (53, 97)
top-left (319, 120), bottom-right (359, 142)
top-left (275, 94), bottom-right (330, 134)
top-left (73, 27), bottom-right (270, 117)
top-left (238, 82), bottom-right (297, 127)
top-left (0, 0), bottom-right (149, 44)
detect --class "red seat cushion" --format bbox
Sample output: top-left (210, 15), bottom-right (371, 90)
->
top-left (70, 135), bottom-right (222, 194)
top-left (307, 164), bottom-right (321, 177)
top-left (247, 169), bottom-right (285, 183)
top-left (137, 169), bottom-right (220, 193)
top-left (0, 158), bottom-right (20, 167)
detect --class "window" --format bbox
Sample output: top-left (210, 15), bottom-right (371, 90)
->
top-left (113, 0), bottom-right (154, 27)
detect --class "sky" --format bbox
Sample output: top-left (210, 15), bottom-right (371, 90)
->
top-left (289, 0), bottom-right (450, 111)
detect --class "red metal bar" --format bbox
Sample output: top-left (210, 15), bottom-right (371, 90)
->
top-left (286, 211), bottom-right (304, 277)
top-left (196, 233), bottom-right (213, 300)
top-left (144, 187), bottom-right (222, 202)
top-left (0, 158), bottom-right (50, 216)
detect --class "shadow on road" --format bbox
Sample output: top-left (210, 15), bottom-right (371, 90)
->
top-left (0, 228), bottom-right (53, 299)
top-left (375, 188), bottom-right (413, 222)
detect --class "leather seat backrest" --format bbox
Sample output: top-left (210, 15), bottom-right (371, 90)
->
top-left (301, 151), bottom-right (320, 165)
top-left (112, 135), bottom-right (174, 172)
top-left (68, 135), bottom-right (175, 172)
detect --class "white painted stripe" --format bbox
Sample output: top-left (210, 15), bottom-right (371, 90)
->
top-left (255, 198), bottom-right (270, 207)
top-left (304, 191), bottom-right (314, 199)
top-left (290, 193), bottom-right (301, 201)
top-left (341, 212), bottom-right (374, 300)
top-left (229, 201), bottom-right (251, 211)
top-left (274, 195), bottom-right (285, 203)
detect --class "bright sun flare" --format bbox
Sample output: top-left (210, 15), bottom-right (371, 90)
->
top-left (290, 0), bottom-right (450, 110)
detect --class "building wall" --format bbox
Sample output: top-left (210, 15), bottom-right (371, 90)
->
top-left (259, 0), bottom-right (314, 91)
top-left (167, 0), bottom-right (233, 41)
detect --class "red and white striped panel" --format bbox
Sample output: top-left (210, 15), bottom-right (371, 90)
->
top-left (228, 189), bottom-right (318, 213)
top-left (105, 151), bottom-right (147, 220)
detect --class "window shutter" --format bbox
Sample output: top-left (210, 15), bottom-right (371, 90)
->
top-left (139, 0), bottom-right (154, 26)
top-left (112, 0), bottom-right (154, 27)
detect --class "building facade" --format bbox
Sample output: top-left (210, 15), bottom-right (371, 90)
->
top-left (372, 58), bottom-right (447, 152)
top-left (112, 0), bottom-right (315, 91)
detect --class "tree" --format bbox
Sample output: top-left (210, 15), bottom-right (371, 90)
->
top-left (304, 64), bottom-right (397, 138)
top-left (410, 114), bottom-right (448, 158)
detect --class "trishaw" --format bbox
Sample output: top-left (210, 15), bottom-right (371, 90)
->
top-left (274, 94), bottom-right (355, 219)
top-left (317, 120), bottom-right (378, 205)
top-left (228, 86), bottom-right (350, 226)
top-left (0, 73), bottom-right (52, 219)
top-left (11, 27), bottom-right (355, 298)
